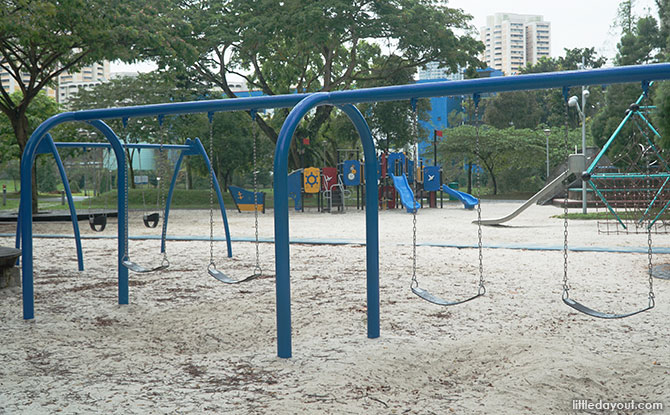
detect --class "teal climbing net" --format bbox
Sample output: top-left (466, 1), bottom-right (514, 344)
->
top-left (586, 85), bottom-right (670, 235)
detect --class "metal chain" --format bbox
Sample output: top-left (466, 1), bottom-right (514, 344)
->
top-left (139, 148), bottom-right (147, 213)
top-left (562, 97), bottom-right (570, 299)
top-left (208, 114), bottom-right (216, 271)
top-left (122, 119), bottom-right (130, 259)
top-left (474, 99), bottom-right (485, 295)
top-left (645, 138), bottom-right (655, 307)
top-left (252, 112), bottom-right (262, 276)
top-left (159, 117), bottom-right (169, 267)
top-left (410, 101), bottom-right (418, 289)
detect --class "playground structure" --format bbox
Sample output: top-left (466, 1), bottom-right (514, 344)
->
top-left (14, 134), bottom-right (231, 272)
top-left (479, 86), bottom-right (669, 228)
top-left (18, 64), bottom-right (670, 358)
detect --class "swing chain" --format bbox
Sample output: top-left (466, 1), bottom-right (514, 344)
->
top-left (410, 102), bottom-right (418, 289)
top-left (645, 149), bottom-right (655, 307)
top-left (123, 119), bottom-right (130, 260)
top-left (159, 117), bottom-right (169, 264)
top-left (208, 114), bottom-right (216, 269)
top-left (474, 99), bottom-right (485, 295)
top-left (648, 226), bottom-right (655, 306)
top-left (252, 111), bottom-right (262, 276)
top-left (562, 97), bottom-right (570, 299)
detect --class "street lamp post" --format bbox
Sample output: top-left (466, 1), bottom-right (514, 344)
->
top-left (568, 88), bottom-right (590, 214)
top-left (543, 128), bottom-right (551, 179)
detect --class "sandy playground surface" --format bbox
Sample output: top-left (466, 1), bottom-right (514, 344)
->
top-left (1, 200), bottom-right (669, 414)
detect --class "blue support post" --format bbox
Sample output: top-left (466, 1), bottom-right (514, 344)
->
top-left (88, 120), bottom-right (129, 305)
top-left (339, 104), bottom-right (380, 340)
top-left (274, 93), bottom-right (331, 358)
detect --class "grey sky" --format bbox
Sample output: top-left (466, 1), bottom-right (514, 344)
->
top-left (446, 0), bottom-right (659, 62)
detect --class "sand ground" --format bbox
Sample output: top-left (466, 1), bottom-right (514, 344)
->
top-left (1, 200), bottom-right (669, 414)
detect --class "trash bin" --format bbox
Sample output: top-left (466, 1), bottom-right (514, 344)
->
top-left (448, 182), bottom-right (459, 201)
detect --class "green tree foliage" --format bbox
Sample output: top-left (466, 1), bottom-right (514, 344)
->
top-left (170, 0), bottom-right (483, 168)
top-left (0, 91), bottom-right (62, 192)
top-left (484, 48), bottom-right (607, 132)
top-left (593, 1), bottom-right (666, 151)
top-left (69, 72), bottom-right (269, 191)
top-left (0, 0), bottom-right (187, 211)
top-left (440, 125), bottom-right (584, 194)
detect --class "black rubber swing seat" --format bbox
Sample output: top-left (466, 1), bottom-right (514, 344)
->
top-left (412, 286), bottom-right (484, 306)
top-left (122, 259), bottom-right (169, 273)
top-left (143, 213), bottom-right (160, 228)
top-left (88, 214), bottom-right (107, 232)
top-left (562, 297), bottom-right (654, 319)
top-left (208, 267), bottom-right (262, 284)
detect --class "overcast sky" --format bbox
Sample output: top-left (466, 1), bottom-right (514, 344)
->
top-left (446, 0), bottom-right (659, 62)
top-left (111, 0), bottom-right (660, 73)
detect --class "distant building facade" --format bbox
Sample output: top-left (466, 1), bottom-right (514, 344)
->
top-left (57, 61), bottom-right (111, 104)
top-left (480, 13), bottom-right (551, 75)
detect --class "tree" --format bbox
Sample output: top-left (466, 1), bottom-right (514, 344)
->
top-left (170, 0), bottom-right (483, 169)
top-left (440, 125), bottom-right (585, 195)
top-left (68, 72), bottom-right (211, 188)
top-left (0, 90), bottom-right (64, 193)
top-left (0, 0), bottom-right (187, 212)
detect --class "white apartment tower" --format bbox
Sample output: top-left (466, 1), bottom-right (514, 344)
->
top-left (1, 61), bottom-right (109, 103)
top-left (480, 13), bottom-right (551, 75)
top-left (57, 61), bottom-right (110, 104)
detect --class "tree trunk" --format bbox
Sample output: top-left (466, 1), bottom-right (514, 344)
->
top-left (466, 162), bottom-right (473, 194)
top-left (11, 114), bottom-right (39, 214)
top-left (186, 159), bottom-right (193, 190)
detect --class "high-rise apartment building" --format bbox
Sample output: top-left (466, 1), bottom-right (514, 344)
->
top-left (57, 61), bottom-right (110, 104)
top-left (0, 61), bottom-right (109, 103)
top-left (480, 13), bottom-right (551, 75)
top-left (0, 69), bottom-right (57, 100)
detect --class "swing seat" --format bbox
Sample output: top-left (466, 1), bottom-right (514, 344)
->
top-left (122, 259), bottom-right (169, 273)
top-left (412, 286), bottom-right (484, 306)
top-left (208, 267), bottom-right (261, 284)
top-left (88, 214), bottom-right (107, 232)
top-left (143, 213), bottom-right (160, 228)
top-left (563, 297), bottom-right (654, 319)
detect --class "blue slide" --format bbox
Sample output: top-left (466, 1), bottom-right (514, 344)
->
top-left (442, 184), bottom-right (479, 210)
top-left (390, 174), bottom-right (421, 213)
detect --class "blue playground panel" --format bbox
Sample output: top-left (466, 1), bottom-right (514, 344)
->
top-left (442, 184), bottom-right (479, 210)
top-left (423, 166), bottom-right (441, 191)
top-left (342, 160), bottom-right (361, 186)
top-left (288, 170), bottom-right (303, 210)
top-left (228, 185), bottom-right (265, 213)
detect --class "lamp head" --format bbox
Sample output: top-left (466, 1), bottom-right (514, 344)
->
top-left (582, 89), bottom-right (590, 99)
top-left (568, 96), bottom-right (579, 108)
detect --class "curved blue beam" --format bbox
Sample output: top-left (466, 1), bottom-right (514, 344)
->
top-left (31, 64), bottom-right (670, 124)
top-left (87, 120), bottom-right (129, 306)
top-left (46, 134), bottom-right (84, 271)
top-left (20, 113), bottom-right (78, 319)
top-left (338, 104), bottom-right (380, 340)
top-left (274, 93), bottom-right (331, 358)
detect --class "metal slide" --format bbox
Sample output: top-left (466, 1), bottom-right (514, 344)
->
top-left (475, 154), bottom-right (585, 225)
top-left (390, 173), bottom-right (421, 213)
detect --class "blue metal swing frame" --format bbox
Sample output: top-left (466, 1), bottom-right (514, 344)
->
top-left (19, 63), bottom-right (670, 358)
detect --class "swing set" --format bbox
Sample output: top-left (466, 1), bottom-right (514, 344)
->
top-left (18, 63), bottom-right (670, 359)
